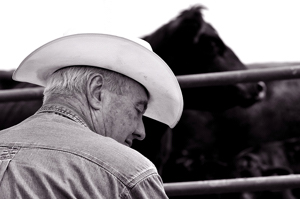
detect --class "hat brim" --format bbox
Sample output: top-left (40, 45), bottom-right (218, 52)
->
top-left (13, 33), bottom-right (183, 128)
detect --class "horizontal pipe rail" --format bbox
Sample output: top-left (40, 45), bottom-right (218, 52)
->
top-left (0, 87), bottom-right (44, 102)
top-left (1, 65), bottom-right (300, 102)
top-left (164, 174), bottom-right (300, 196)
top-left (178, 65), bottom-right (300, 88)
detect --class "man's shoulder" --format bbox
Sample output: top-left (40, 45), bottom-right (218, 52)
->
top-left (0, 113), bottom-right (157, 187)
top-left (62, 130), bottom-right (157, 186)
top-left (76, 131), bottom-right (156, 170)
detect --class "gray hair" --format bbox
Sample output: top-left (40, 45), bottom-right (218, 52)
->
top-left (43, 66), bottom-right (132, 102)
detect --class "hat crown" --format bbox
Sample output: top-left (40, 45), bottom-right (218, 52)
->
top-left (63, 28), bottom-right (153, 51)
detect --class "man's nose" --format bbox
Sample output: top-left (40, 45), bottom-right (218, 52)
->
top-left (134, 119), bottom-right (146, 141)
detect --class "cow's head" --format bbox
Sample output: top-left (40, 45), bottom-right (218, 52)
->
top-left (233, 143), bottom-right (297, 199)
top-left (142, 5), bottom-right (266, 111)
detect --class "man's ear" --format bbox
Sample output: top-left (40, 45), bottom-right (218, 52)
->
top-left (86, 74), bottom-right (104, 110)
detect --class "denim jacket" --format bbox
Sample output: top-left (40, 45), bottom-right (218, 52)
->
top-left (0, 104), bottom-right (168, 199)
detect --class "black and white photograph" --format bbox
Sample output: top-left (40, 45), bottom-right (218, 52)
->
top-left (0, 0), bottom-right (300, 198)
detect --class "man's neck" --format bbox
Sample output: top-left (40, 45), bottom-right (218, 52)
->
top-left (43, 93), bottom-right (94, 131)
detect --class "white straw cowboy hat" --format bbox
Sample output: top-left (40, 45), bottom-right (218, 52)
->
top-left (13, 31), bottom-right (183, 128)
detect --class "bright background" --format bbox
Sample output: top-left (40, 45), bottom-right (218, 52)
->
top-left (1, 0), bottom-right (299, 70)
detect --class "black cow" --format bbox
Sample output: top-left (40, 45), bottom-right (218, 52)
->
top-left (200, 62), bottom-right (300, 169)
top-left (162, 63), bottom-right (300, 198)
top-left (233, 137), bottom-right (300, 199)
top-left (132, 5), bottom-right (266, 178)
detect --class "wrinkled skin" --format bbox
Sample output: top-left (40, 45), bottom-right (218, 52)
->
top-left (98, 78), bottom-right (148, 147)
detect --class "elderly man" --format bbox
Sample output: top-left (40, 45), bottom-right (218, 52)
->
top-left (0, 33), bottom-right (183, 198)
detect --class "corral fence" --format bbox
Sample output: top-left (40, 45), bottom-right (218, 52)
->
top-left (2, 65), bottom-right (300, 102)
top-left (1, 65), bottom-right (300, 197)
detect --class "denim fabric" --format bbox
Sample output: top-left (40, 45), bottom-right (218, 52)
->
top-left (0, 105), bottom-right (168, 199)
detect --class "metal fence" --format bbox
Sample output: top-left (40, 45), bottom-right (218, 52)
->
top-left (1, 65), bottom-right (300, 196)
top-left (164, 174), bottom-right (300, 196)
top-left (2, 65), bottom-right (300, 102)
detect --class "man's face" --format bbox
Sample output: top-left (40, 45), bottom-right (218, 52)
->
top-left (101, 80), bottom-right (149, 147)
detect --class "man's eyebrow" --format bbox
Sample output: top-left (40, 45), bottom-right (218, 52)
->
top-left (136, 100), bottom-right (148, 112)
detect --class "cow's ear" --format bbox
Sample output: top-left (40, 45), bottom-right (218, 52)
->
top-left (86, 74), bottom-right (103, 110)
